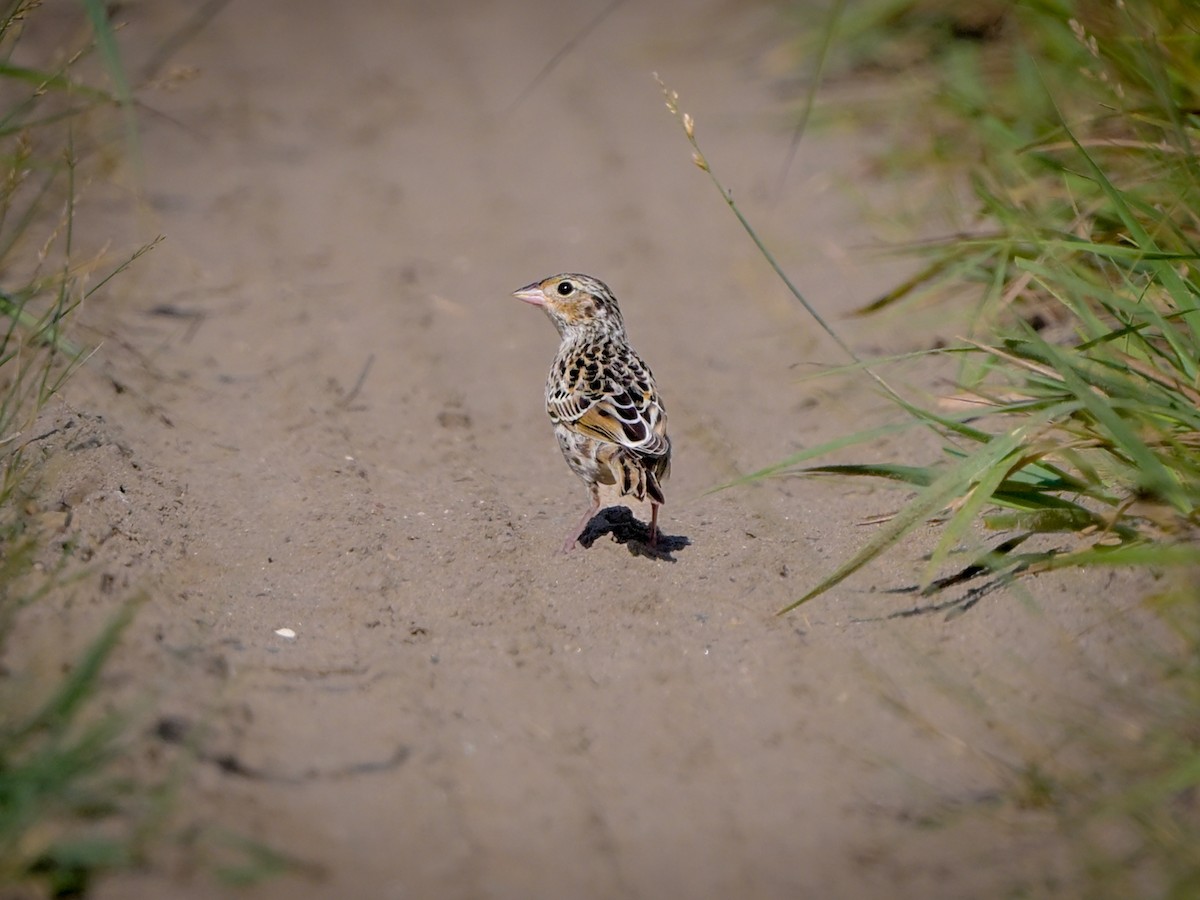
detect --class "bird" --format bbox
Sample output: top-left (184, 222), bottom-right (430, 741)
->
top-left (512, 273), bottom-right (671, 553)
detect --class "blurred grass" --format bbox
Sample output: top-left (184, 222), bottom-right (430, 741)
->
top-left (0, 1), bottom-right (162, 895)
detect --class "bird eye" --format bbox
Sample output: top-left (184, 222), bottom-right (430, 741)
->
top-left (556, 281), bottom-right (574, 296)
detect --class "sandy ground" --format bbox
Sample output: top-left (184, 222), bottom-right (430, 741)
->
top-left (10, 1), bottom-right (1173, 897)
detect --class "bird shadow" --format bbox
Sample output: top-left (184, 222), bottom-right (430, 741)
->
top-left (577, 505), bottom-right (690, 560)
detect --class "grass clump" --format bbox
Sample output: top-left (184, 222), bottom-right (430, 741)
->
top-left (660, 0), bottom-right (1200, 893)
top-left (0, 2), bottom-right (160, 896)
top-left (754, 0), bottom-right (1200, 606)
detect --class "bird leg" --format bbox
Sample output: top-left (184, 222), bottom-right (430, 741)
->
top-left (563, 484), bottom-right (601, 553)
top-left (649, 501), bottom-right (660, 549)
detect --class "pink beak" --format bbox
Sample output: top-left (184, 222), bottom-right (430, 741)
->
top-left (513, 284), bottom-right (545, 306)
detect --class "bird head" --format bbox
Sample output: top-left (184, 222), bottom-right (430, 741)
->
top-left (513, 273), bottom-right (626, 340)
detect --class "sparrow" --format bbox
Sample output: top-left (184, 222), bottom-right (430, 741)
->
top-left (513, 273), bottom-right (671, 552)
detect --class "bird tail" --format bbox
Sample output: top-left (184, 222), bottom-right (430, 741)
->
top-left (612, 447), bottom-right (668, 505)
top-left (644, 467), bottom-right (666, 505)
top-left (644, 436), bottom-right (670, 505)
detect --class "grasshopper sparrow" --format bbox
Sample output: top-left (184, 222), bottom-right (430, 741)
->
top-left (513, 274), bottom-right (671, 552)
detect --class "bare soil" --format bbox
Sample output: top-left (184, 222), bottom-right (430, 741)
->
top-left (13, 1), bottom-right (1171, 897)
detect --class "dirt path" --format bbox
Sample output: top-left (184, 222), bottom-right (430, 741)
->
top-left (25, 1), bottom-right (1160, 897)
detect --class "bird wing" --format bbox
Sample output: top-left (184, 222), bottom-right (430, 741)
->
top-left (548, 353), bottom-right (669, 459)
top-left (574, 387), bottom-right (668, 456)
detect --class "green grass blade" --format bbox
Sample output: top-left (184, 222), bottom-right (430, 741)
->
top-left (81, 0), bottom-right (140, 166)
top-left (0, 62), bottom-right (114, 103)
top-left (1027, 333), bottom-right (1186, 509)
top-left (922, 445), bottom-right (1021, 589)
top-left (6, 599), bottom-right (140, 746)
top-left (779, 423), bottom-right (1033, 613)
